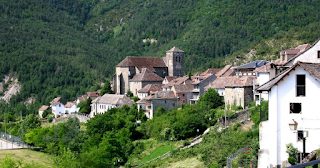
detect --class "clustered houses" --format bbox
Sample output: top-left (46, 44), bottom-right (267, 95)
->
top-left (205, 61), bottom-right (269, 108)
top-left (257, 39), bottom-right (320, 167)
top-left (113, 47), bottom-right (184, 95)
top-left (35, 40), bottom-right (320, 167)
top-left (38, 91), bottom-right (100, 118)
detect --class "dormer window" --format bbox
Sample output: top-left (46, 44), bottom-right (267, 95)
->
top-left (296, 75), bottom-right (305, 97)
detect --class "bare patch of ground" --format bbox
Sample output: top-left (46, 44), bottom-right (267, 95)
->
top-left (0, 75), bottom-right (21, 102)
top-left (241, 120), bottom-right (253, 131)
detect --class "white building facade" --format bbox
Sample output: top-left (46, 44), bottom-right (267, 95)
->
top-left (258, 62), bottom-right (320, 167)
top-left (90, 94), bottom-right (133, 118)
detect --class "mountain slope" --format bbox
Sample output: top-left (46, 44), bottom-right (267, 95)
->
top-left (1, 0), bottom-right (320, 103)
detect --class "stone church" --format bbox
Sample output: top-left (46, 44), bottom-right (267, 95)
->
top-left (113, 47), bottom-right (184, 95)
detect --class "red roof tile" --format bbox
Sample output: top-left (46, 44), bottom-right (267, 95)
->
top-left (39, 105), bottom-right (49, 111)
top-left (130, 68), bottom-right (163, 82)
top-left (86, 92), bottom-right (99, 98)
top-left (208, 76), bottom-right (255, 89)
top-left (116, 56), bottom-right (167, 70)
top-left (138, 84), bottom-right (163, 93)
top-left (51, 97), bottom-right (61, 105)
top-left (216, 65), bottom-right (233, 77)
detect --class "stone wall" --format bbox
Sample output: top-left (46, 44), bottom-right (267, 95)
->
top-left (224, 86), bottom-right (253, 108)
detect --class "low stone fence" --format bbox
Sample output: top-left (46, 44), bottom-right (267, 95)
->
top-left (218, 109), bottom-right (250, 127)
top-left (0, 131), bottom-right (32, 149)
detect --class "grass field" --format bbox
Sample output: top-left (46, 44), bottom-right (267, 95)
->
top-left (0, 149), bottom-right (54, 167)
top-left (164, 157), bottom-right (205, 168)
top-left (140, 144), bottom-right (175, 164)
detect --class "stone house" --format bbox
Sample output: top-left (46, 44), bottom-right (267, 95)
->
top-left (207, 76), bottom-right (255, 108)
top-left (190, 68), bottom-right (218, 104)
top-left (162, 76), bottom-right (192, 91)
top-left (206, 76), bottom-right (232, 96)
top-left (129, 68), bottom-right (163, 96)
top-left (137, 83), bottom-right (163, 99)
top-left (137, 91), bottom-right (178, 119)
top-left (171, 84), bottom-right (194, 104)
top-left (113, 47), bottom-right (184, 95)
top-left (90, 94), bottom-right (133, 118)
top-left (224, 76), bottom-right (255, 108)
top-left (257, 62), bottom-right (320, 167)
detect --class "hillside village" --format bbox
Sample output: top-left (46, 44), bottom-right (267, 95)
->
top-left (32, 39), bottom-right (320, 167)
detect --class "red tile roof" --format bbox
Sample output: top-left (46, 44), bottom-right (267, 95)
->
top-left (50, 97), bottom-right (61, 105)
top-left (281, 49), bottom-right (300, 56)
top-left (216, 65), bottom-right (233, 77)
top-left (173, 84), bottom-right (194, 93)
top-left (208, 76), bottom-right (255, 89)
top-left (116, 56), bottom-right (167, 71)
top-left (200, 68), bottom-right (221, 76)
top-left (163, 76), bottom-right (192, 88)
top-left (39, 105), bottom-right (49, 111)
top-left (164, 76), bottom-right (178, 82)
top-left (86, 92), bottom-right (99, 98)
top-left (152, 91), bottom-right (177, 99)
top-left (282, 43), bottom-right (312, 66)
top-left (130, 68), bottom-right (163, 82)
top-left (65, 102), bottom-right (76, 108)
top-left (138, 84), bottom-right (163, 93)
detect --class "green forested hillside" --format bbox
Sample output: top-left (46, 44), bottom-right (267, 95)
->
top-left (1, 0), bottom-right (320, 103)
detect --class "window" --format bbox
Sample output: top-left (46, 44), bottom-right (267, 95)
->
top-left (296, 75), bottom-right (305, 96)
top-left (255, 95), bottom-right (260, 101)
top-left (290, 103), bottom-right (301, 114)
top-left (318, 51), bottom-right (320, 58)
top-left (297, 130), bottom-right (303, 141)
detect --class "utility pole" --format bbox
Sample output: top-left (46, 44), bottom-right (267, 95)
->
top-left (224, 101), bottom-right (228, 128)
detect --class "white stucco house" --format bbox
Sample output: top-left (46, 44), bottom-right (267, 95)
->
top-left (253, 63), bottom-right (277, 105)
top-left (257, 62), bottom-right (320, 167)
top-left (90, 94), bottom-right (133, 118)
top-left (64, 101), bottom-right (79, 114)
top-left (50, 97), bottom-right (65, 118)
